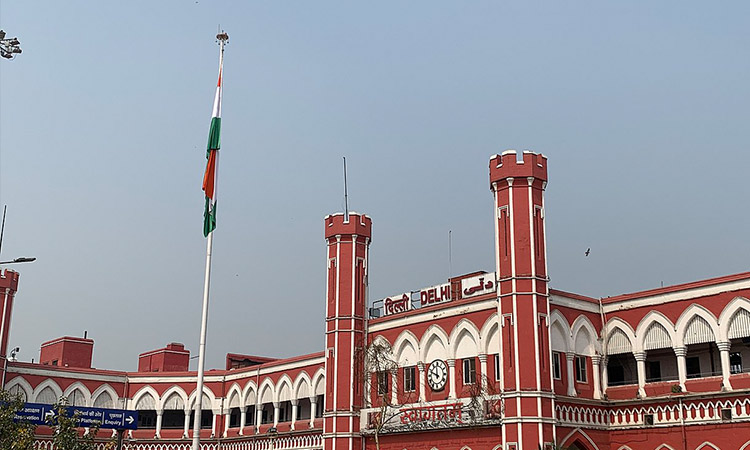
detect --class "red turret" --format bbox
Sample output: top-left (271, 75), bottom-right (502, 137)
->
top-left (323, 213), bottom-right (372, 450)
top-left (0, 269), bottom-right (19, 388)
top-left (490, 151), bottom-right (554, 449)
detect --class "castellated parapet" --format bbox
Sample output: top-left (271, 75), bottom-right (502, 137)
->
top-left (489, 150), bottom-right (548, 187)
top-left (324, 212), bottom-right (372, 240)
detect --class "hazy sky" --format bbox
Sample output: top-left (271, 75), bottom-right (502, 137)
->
top-left (1, 2), bottom-right (748, 371)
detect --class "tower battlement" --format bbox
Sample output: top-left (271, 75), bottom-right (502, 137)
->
top-left (0, 269), bottom-right (19, 290)
top-left (324, 212), bottom-right (372, 240)
top-left (489, 150), bottom-right (548, 187)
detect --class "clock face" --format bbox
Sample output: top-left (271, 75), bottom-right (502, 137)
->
top-left (427, 359), bottom-right (448, 391)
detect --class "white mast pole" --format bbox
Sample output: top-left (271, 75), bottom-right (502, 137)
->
top-left (192, 32), bottom-right (227, 450)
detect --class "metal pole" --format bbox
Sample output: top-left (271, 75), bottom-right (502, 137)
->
top-left (116, 429), bottom-right (124, 450)
top-left (193, 33), bottom-right (226, 450)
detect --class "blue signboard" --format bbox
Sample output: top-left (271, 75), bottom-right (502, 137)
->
top-left (14, 403), bottom-right (138, 430)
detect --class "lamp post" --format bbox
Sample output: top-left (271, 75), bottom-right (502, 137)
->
top-left (0, 257), bottom-right (36, 265)
top-left (0, 30), bottom-right (22, 59)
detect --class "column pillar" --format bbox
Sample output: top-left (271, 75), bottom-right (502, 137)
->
top-left (183, 410), bottom-right (190, 438)
top-left (591, 355), bottom-right (602, 400)
top-left (417, 362), bottom-right (426, 402)
top-left (211, 412), bottom-right (217, 437)
top-left (272, 401), bottom-right (280, 427)
top-left (223, 410), bottom-right (230, 437)
top-left (290, 399), bottom-right (299, 430)
top-left (309, 397), bottom-right (317, 427)
top-left (479, 354), bottom-right (488, 392)
top-left (717, 341), bottom-right (733, 390)
top-left (447, 359), bottom-right (457, 398)
top-left (634, 351), bottom-right (647, 397)
top-left (674, 347), bottom-right (687, 391)
top-left (601, 356), bottom-right (609, 395)
top-left (566, 353), bottom-right (577, 396)
top-left (155, 410), bottom-right (163, 438)
top-left (255, 403), bottom-right (262, 432)
top-left (239, 407), bottom-right (246, 435)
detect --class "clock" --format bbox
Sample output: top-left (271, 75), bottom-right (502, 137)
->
top-left (427, 359), bottom-right (448, 391)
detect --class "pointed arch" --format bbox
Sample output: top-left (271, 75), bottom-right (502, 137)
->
top-left (616, 446), bottom-right (633, 450)
top-left (258, 378), bottom-right (275, 405)
top-left (674, 304), bottom-right (719, 347)
top-left (188, 386), bottom-right (217, 413)
top-left (420, 324), bottom-right (449, 363)
top-left (550, 309), bottom-right (572, 353)
top-left (5, 377), bottom-right (33, 402)
top-left (719, 296), bottom-right (750, 341)
top-left (605, 319), bottom-right (636, 355)
top-left (695, 443), bottom-right (720, 450)
top-left (450, 319), bottom-right (481, 360)
top-left (312, 368), bottom-right (325, 396)
top-left (392, 330), bottom-right (420, 366)
top-left (33, 379), bottom-right (63, 404)
top-left (655, 445), bottom-right (676, 450)
top-left (479, 313), bottom-right (500, 355)
top-left (739, 440), bottom-right (750, 450)
top-left (276, 375), bottom-right (294, 403)
top-left (63, 381), bottom-right (92, 407)
top-left (131, 386), bottom-right (159, 410)
top-left (572, 315), bottom-right (599, 356)
top-left (242, 380), bottom-right (258, 406)
top-left (160, 385), bottom-right (188, 411)
top-left (635, 311), bottom-right (676, 352)
top-left (226, 382), bottom-right (243, 408)
top-left (293, 371), bottom-right (312, 400)
top-left (91, 384), bottom-right (119, 409)
top-left (559, 427), bottom-right (600, 450)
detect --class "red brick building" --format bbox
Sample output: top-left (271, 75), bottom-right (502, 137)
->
top-left (3, 151), bottom-right (750, 450)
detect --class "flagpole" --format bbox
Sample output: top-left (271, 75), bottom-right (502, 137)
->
top-left (192, 32), bottom-right (227, 450)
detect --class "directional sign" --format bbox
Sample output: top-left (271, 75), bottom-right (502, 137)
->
top-left (14, 403), bottom-right (139, 430)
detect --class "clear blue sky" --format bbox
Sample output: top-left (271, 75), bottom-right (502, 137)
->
top-left (1, 1), bottom-right (748, 371)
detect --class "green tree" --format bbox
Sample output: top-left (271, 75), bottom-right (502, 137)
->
top-left (0, 389), bottom-right (36, 450)
top-left (48, 397), bottom-right (113, 450)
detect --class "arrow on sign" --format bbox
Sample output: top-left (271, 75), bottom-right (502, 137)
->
top-left (44, 410), bottom-right (56, 420)
top-left (125, 415), bottom-right (134, 425)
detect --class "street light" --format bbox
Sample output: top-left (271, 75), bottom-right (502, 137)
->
top-left (0, 257), bottom-right (35, 264)
top-left (0, 30), bottom-right (22, 59)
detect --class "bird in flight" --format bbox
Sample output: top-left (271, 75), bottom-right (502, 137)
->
top-left (585, 248), bottom-right (591, 257)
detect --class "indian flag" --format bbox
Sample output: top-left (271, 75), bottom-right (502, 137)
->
top-left (202, 63), bottom-right (222, 237)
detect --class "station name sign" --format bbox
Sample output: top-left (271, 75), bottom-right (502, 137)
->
top-left (460, 272), bottom-right (496, 298)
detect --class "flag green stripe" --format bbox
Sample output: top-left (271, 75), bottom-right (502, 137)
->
top-left (206, 117), bottom-right (221, 157)
top-left (203, 197), bottom-right (217, 237)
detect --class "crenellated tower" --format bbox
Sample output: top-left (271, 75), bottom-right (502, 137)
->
top-left (490, 151), bottom-right (554, 450)
top-left (323, 213), bottom-right (371, 450)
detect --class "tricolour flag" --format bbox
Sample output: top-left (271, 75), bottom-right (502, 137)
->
top-left (202, 63), bottom-right (222, 237)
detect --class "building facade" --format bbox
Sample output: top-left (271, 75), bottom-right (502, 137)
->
top-left (3, 151), bottom-right (750, 450)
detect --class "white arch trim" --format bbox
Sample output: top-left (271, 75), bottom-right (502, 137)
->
top-left (449, 318), bottom-right (482, 360)
top-left (419, 324), bottom-right (450, 362)
top-left (188, 386), bottom-right (219, 413)
top-left (159, 385), bottom-right (189, 412)
top-left (695, 443), bottom-right (720, 450)
top-left (91, 384), bottom-right (120, 409)
top-left (242, 380), bottom-right (258, 406)
top-left (718, 296), bottom-right (750, 341)
top-left (276, 374), bottom-right (294, 403)
top-left (5, 377), bottom-right (33, 401)
top-left (674, 304), bottom-right (719, 347)
top-left (479, 313), bottom-right (500, 355)
top-left (635, 311), bottom-right (676, 353)
top-left (312, 368), bottom-right (325, 397)
top-left (392, 330), bottom-right (420, 365)
top-left (559, 427), bottom-right (601, 450)
top-left (572, 315), bottom-right (599, 356)
top-left (129, 385), bottom-right (159, 411)
top-left (293, 371), bottom-right (312, 400)
top-left (32, 379), bottom-right (63, 404)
